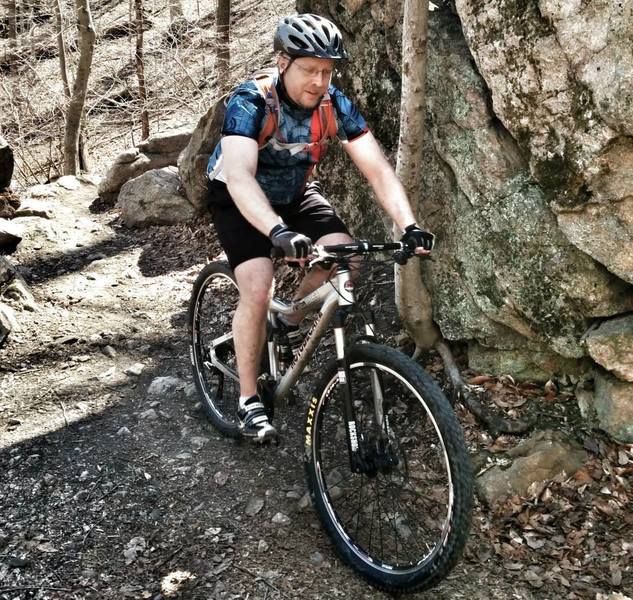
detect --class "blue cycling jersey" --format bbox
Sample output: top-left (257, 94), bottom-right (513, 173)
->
top-left (207, 77), bottom-right (369, 206)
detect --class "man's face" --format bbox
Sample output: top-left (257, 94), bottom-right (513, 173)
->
top-left (279, 56), bottom-right (335, 109)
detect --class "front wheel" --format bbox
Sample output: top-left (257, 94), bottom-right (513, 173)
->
top-left (305, 343), bottom-right (473, 593)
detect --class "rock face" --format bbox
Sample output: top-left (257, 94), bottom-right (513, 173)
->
top-left (98, 127), bottom-right (193, 201)
top-left (476, 430), bottom-right (588, 506)
top-left (299, 1), bottom-right (633, 436)
top-left (455, 0), bottom-right (633, 285)
top-left (117, 167), bottom-right (195, 227)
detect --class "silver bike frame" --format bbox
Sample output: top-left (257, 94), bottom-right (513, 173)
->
top-left (268, 267), bottom-right (354, 402)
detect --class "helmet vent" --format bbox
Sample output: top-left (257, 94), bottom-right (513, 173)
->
top-left (288, 34), bottom-right (309, 50)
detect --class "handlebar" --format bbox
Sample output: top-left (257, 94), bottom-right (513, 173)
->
top-left (271, 240), bottom-right (431, 266)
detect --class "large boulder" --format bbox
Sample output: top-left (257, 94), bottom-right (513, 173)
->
top-left (98, 127), bottom-right (193, 201)
top-left (454, 0), bottom-right (633, 284)
top-left (117, 167), bottom-right (195, 227)
top-left (295, 1), bottom-right (633, 439)
top-left (178, 98), bottom-right (227, 213)
top-left (297, 2), bottom-right (633, 377)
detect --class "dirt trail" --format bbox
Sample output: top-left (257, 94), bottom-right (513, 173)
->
top-left (0, 180), bottom-right (604, 599)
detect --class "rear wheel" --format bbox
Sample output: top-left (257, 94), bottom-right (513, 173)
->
top-left (305, 343), bottom-right (472, 592)
top-left (188, 262), bottom-right (241, 437)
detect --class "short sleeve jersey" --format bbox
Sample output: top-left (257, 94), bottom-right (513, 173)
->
top-left (207, 78), bottom-right (369, 206)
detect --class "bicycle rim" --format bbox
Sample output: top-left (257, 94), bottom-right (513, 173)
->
top-left (308, 351), bottom-right (467, 589)
top-left (190, 264), bottom-right (241, 435)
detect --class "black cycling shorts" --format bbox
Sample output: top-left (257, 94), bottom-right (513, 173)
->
top-left (207, 180), bottom-right (350, 271)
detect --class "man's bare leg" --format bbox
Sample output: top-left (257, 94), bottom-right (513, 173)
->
top-left (233, 257), bottom-right (274, 397)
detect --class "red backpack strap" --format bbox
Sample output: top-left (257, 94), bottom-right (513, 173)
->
top-left (252, 69), bottom-right (283, 148)
top-left (319, 95), bottom-right (338, 140)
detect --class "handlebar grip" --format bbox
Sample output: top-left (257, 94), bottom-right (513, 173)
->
top-left (393, 250), bottom-right (409, 265)
top-left (270, 246), bottom-right (285, 259)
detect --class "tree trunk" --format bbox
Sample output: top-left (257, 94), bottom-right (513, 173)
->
top-left (216, 0), bottom-right (230, 94)
top-left (393, 0), bottom-right (439, 352)
top-left (135, 0), bottom-right (150, 140)
top-left (168, 0), bottom-right (183, 21)
top-left (4, 0), bottom-right (17, 73)
top-left (54, 0), bottom-right (71, 98)
top-left (0, 136), bottom-right (15, 191)
top-left (63, 0), bottom-right (95, 175)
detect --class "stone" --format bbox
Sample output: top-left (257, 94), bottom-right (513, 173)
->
top-left (56, 175), bottom-right (80, 190)
top-left (213, 471), bottom-right (229, 487)
top-left (271, 512), bottom-right (291, 526)
top-left (0, 219), bottom-right (22, 253)
top-left (213, 471), bottom-right (228, 486)
top-left (298, 491), bottom-right (312, 511)
top-left (0, 189), bottom-right (20, 219)
top-left (13, 198), bottom-right (53, 219)
top-left (137, 126), bottom-right (193, 155)
top-left (584, 315), bottom-right (633, 383)
top-left (117, 167), bottom-right (195, 227)
top-left (309, 551), bottom-right (324, 566)
top-left (257, 539), bottom-right (269, 553)
top-left (2, 276), bottom-right (37, 312)
top-left (147, 375), bottom-right (184, 396)
top-left (29, 184), bottom-right (57, 198)
top-left (125, 363), bottom-right (145, 376)
top-left (476, 430), bottom-right (588, 506)
top-left (245, 497), bottom-right (264, 516)
top-left (0, 302), bottom-right (18, 344)
top-left (99, 128), bottom-right (192, 201)
top-left (139, 409), bottom-right (159, 421)
top-left (117, 426), bottom-right (131, 436)
top-left (190, 436), bottom-right (208, 450)
top-left (594, 371), bottom-right (633, 443)
top-left (102, 345), bottom-right (117, 358)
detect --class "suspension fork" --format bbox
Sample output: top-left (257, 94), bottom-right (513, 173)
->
top-left (333, 307), bottom-right (365, 473)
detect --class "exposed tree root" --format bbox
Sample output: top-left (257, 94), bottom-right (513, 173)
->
top-left (434, 339), bottom-right (536, 437)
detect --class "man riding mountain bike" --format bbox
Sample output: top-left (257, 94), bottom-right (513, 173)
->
top-left (206, 13), bottom-right (435, 442)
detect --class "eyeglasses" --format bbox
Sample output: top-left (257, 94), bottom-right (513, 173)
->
top-left (292, 62), bottom-right (334, 80)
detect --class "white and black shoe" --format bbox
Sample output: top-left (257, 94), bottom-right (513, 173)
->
top-left (237, 395), bottom-right (277, 443)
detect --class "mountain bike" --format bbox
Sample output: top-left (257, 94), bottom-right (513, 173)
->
top-left (188, 240), bottom-right (473, 593)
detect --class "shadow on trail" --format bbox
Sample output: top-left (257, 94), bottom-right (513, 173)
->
top-left (18, 234), bottom-right (142, 287)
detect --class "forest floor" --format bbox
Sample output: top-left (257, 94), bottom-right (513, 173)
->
top-left (0, 179), bottom-right (631, 600)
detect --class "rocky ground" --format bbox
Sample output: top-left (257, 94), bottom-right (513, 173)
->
top-left (0, 179), bottom-right (631, 600)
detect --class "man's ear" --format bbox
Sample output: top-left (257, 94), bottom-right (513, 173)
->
top-left (277, 53), bottom-right (290, 73)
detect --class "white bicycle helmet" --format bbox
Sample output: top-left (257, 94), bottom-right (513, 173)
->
top-left (274, 14), bottom-right (348, 60)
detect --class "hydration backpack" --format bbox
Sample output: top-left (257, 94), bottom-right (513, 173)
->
top-left (249, 68), bottom-right (338, 162)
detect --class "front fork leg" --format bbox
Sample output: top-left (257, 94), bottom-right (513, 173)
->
top-left (334, 309), bottom-right (365, 474)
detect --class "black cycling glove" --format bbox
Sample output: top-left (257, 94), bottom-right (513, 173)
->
top-left (269, 224), bottom-right (313, 259)
top-left (401, 224), bottom-right (435, 252)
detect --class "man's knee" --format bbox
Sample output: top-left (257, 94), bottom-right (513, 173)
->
top-left (235, 258), bottom-right (274, 309)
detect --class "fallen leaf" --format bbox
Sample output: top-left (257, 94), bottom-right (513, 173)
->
top-left (468, 374), bottom-right (494, 385)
